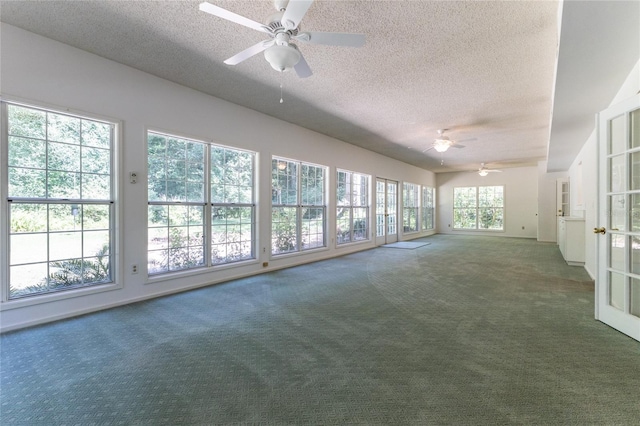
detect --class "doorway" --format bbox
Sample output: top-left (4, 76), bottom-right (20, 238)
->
top-left (375, 178), bottom-right (398, 245)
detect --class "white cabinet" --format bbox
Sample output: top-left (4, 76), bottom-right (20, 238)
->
top-left (558, 217), bottom-right (585, 265)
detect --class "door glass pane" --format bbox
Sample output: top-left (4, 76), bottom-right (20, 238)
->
top-left (632, 236), bottom-right (640, 275)
top-left (610, 234), bottom-right (625, 271)
top-left (387, 183), bottom-right (397, 235)
top-left (376, 181), bottom-right (385, 237)
top-left (632, 194), bottom-right (640, 232)
top-left (631, 278), bottom-right (640, 318)
top-left (609, 114), bottom-right (625, 154)
top-left (609, 154), bottom-right (625, 192)
top-left (609, 272), bottom-right (625, 311)
top-left (610, 194), bottom-right (626, 231)
top-left (631, 152), bottom-right (640, 190)
top-left (631, 108), bottom-right (640, 148)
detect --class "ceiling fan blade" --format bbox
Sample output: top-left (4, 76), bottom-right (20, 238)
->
top-left (224, 40), bottom-right (274, 65)
top-left (487, 169), bottom-right (503, 173)
top-left (296, 32), bottom-right (365, 47)
top-left (451, 144), bottom-right (465, 149)
top-left (199, 2), bottom-right (270, 34)
top-left (281, 0), bottom-right (314, 30)
top-left (294, 52), bottom-right (313, 78)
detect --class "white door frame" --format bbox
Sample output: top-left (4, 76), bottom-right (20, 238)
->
top-left (375, 178), bottom-right (398, 246)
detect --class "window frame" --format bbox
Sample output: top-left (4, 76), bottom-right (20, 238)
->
top-left (147, 130), bottom-right (257, 276)
top-left (422, 186), bottom-right (435, 231)
top-left (453, 185), bottom-right (505, 231)
top-left (271, 156), bottom-right (327, 256)
top-left (402, 182), bottom-right (420, 233)
top-left (1, 99), bottom-right (122, 308)
top-left (336, 169), bottom-right (370, 245)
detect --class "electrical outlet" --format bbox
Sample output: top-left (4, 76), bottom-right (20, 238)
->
top-left (132, 264), bottom-right (139, 274)
top-left (522, 226), bottom-right (525, 230)
top-left (262, 262), bottom-right (268, 267)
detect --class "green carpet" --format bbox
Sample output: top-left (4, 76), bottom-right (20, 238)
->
top-left (1, 235), bottom-right (638, 425)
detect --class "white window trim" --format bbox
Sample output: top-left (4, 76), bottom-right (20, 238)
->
top-left (0, 97), bottom-right (123, 309)
top-left (146, 129), bottom-right (257, 277)
top-left (336, 168), bottom-right (371, 246)
top-left (272, 156), bottom-right (328, 256)
top-left (453, 185), bottom-right (505, 231)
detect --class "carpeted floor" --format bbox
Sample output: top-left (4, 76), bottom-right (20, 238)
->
top-left (1, 235), bottom-right (638, 425)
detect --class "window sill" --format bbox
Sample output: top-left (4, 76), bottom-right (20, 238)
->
top-left (146, 258), bottom-right (261, 284)
top-left (0, 281), bottom-right (123, 311)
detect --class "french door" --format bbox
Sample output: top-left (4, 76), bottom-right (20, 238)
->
top-left (375, 178), bottom-right (398, 245)
top-left (595, 93), bottom-right (640, 341)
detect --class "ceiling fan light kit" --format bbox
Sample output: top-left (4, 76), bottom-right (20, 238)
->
top-left (264, 43), bottom-right (301, 72)
top-left (433, 137), bottom-right (452, 153)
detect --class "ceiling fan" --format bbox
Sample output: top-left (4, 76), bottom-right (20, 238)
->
top-left (199, 0), bottom-right (366, 78)
top-left (477, 163), bottom-right (503, 176)
top-left (422, 129), bottom-right (466, 153)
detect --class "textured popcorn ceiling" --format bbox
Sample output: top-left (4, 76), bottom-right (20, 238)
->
top-left (0, 0), bottom-right (632, 173)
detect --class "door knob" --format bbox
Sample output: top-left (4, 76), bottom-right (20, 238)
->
top-left (593, 227), bottom-right (606, 235)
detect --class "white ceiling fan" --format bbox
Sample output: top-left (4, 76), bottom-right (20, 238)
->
top-left (422, 129), bottom-right (466, 153)
top-left (199, 0), bottom-right (366, 78)
top-left (476, 163), bottom-right (502, 176)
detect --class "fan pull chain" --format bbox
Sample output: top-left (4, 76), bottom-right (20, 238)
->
top-left (279, 72), bottom-right (284, 104)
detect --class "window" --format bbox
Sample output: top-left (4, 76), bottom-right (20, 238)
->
top-left (4, 102), bottom-right (115, 299)
top-left (272, 158), bottom-right (326, 255)
top-left (147, 132), bottom-right (255, 274)
top-left (336, 169), bottom-right (370, 244)
top-left (422, 186), bottom-right (435, 230)
top-left (403, 182), bottom-right (420, 233)
top-left (453, 186), bottom-right (504, 230)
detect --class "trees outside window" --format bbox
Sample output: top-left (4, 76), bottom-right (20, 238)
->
top-left (453, 186), bottom-right (504, 230)
top-left (422, 186), bottom-right (435, 230)
top-left (403, 182), bottom-right (420, 233)
top-left (147, 132), bottom-right (255, 274)
top-left (4, 102), bottom-right (115, 299)
top-left (337, 169), bottom-right (370, 244)
top-left (272, 158), bottom-right (326, 254)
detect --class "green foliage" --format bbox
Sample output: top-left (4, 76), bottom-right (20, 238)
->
top-left (9, 244), bottom-right (111, 299)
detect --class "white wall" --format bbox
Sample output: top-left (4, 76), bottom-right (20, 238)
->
top-left (436, 166), bottom-right (538, 238)
top-left (0, 24), bottom-right (436, 331)
top-left (566, 59), bottom-right (640, 280)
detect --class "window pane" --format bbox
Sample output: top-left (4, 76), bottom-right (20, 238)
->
top-left (148, 132), bottom-right (205, 203)
top-left (47, 171), bottom-right (81, 199)
top-left (272, 207), bottom-right (297, 254)
top-left (301, 207), bottom-right (324, 249)
top-left (82, 147), bottom-right (110, 174)
top-left (8, 104), bottom-right (46, 139)
top-left (8, 167), bottom-right (46, 198)
top-left (48, 113), bottom-right (80, 144)
top-left (10, 203), bottom-right (47, 233)
top-left (212, 147), bottom-right (254, 204)
top-left (337, 209), bottom-right (351, 244)
top-left (82, 173), bottom-right (110, 200)
top-left (82, 120), bottom-right (112, 149)
top-left (353, 207), bottom-right (369, 241)
top-left (454, 209), bottom-right (476, 229)
top-left (10, 263), bottom-right (49, 298)
top-left (337, 171), bottom-right (350, 206)
top-left (272, 159), bottom-right (298, 205)
top-left (8, 136), bottom-right (46, 168)
top-left (212, 206), bottom-right (254, 264)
